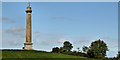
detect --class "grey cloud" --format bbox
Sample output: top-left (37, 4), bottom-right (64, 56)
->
top-left (32, 32), bottom-right (65, 49)
top-left (2, 29), bottom-right (118, 57)
top-left (2, 27), bottom-right (25, 39)
top-left (100, 37), bottom-right (118, 47)
top-left (66, 37), bottom-right (95, 44)
top-left (100, 37), bottom-right (117, 41)
top-left (33, 32), bottom-right (94, 44)
top-left (6, 27), bottom-right (25, 33)
top-left (2, 28), bottom-right (25, 48)
top-left (50, 16), bottom-right (78, 21)
top-left (9, 41), bottom-right (21, 45)
top-left (3, 27), bottom-right (25, 39)
top-left (108, 45), bottom-right (118, 48)
top-left (10, 28), bottom-right (25, 31)
top-left (51, 16), bottom-right (65, 20)
top-left (33, 32), bottom-right (95, 47)
top-left (33, 32), bottom-right (65, 38)
top-left (1, 17), bottom-right (8, 20)
top-left (0, 17), bottom-right (15, 23)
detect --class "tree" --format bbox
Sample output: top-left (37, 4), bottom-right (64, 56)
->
top-left (82, 46), bottom-right (89, 53)
top-left (62, 41), bottom-right (73, 52)
top-left (117, 51), bottom-right (120, 58)
top-left (73, 50), bottom-right (77, 53)
top-left (77, 47), bottom-right (80, 52)
top-left (52, 47), bottom-right (59, 53)
top-left (59, 47), bottom-right (64, 53)
top-left (87, 39), bottom-right (109, 58)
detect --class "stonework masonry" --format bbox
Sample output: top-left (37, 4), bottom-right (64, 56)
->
top-left (23, 2), bottom-right (33, 50)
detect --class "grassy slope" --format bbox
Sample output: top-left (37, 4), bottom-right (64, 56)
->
top-left (2, 50), bottom-right (84, 58)
top-left (1, 50), bottom-right (116, 60)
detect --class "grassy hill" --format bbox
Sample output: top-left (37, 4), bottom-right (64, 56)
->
top-left (2, 50), bottom-right (85, 58)
top-left (1, 50), bottom-right (117, 60)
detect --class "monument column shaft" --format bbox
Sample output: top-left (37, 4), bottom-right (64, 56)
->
top-left (24, 2), bottom-right (33, 50)
top-left (26, 12), bottom-right (32, 42)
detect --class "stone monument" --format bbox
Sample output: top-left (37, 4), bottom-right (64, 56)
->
top-left (23, 2), bottom-right (33, 50)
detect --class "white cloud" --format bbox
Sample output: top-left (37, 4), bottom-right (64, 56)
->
top-left (10, 28), bottom-right (25, 31)
top-left (58, 38), bottom-right (68, 43)
top-left (6, 27), bottom-right (25, 32)
top-left (2, 27), bottom-right (25, 48)
top-left (9, 41), bottom-right (20, 45)
top-left (2, 30), bottom-right (118, 57)
top-left (100, 37), bottom-right (118, 49)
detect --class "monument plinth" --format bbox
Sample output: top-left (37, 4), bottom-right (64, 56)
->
top-left (23, 2), bottom-right (33, 50)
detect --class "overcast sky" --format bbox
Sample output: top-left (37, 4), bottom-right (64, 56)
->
top-left (2, 2), bottom-right (118, 57)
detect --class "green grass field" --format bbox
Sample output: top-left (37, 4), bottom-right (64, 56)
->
top-left (1, 50), bottom-right (118, 60)
top-left (2, 50), bottom-right (85, 58)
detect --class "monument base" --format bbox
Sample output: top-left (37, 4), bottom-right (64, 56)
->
top-left (23, 42), bottom-right (33, 50)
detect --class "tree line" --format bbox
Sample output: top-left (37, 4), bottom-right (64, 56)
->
top-left (52, 39), bottom-right (119, 59)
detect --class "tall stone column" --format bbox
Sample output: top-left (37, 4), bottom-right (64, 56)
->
top-left (24, 2), bottom-right (33, 50)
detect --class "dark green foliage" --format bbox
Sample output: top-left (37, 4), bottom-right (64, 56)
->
top-left (59, 41), bottom-right (73, 53)
top-left (117, 51), bottom-right (120, 59)
top-left (59, 47), bottom-right (64, 53)
top-left (82, 46), bottom-right (89, 53)
top-left (62, 41), bottom-right (73, 52)
top-left (73, 50), bottom-right (77, 53)
top-left (77, 47), bottom-right (80, 52)
top-left (52, 47), bottom-right (59, 53)
top-left (87, 39), bottom-right (109, 58)
top-left (87, 49), bottom-right (95, 58)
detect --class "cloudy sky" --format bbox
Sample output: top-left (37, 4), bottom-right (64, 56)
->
top-left (2, 2), bottom-right (118, 57)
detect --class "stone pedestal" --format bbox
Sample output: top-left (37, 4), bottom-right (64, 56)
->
top-left (24, 42), bottom-right (33, 50)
